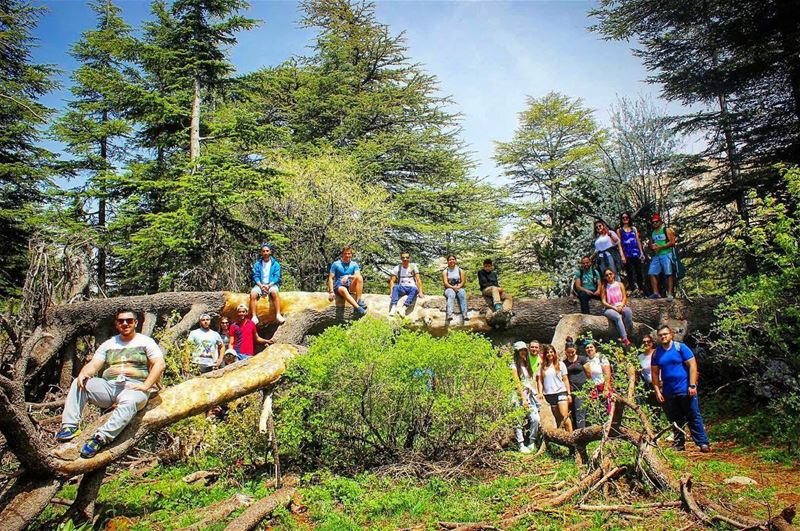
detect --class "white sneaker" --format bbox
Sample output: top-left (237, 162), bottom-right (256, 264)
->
top-left (389, 305), bottom-right (397, 316)
top-left (251, 315), bottom-right (259, 324)
top-left (275, 314), bottom-right (286, 324)
top-left (527, 442), bottom-right (538, 452)
top-left (518, 443), bottom-right (532, 454)
top-left (666, 294), bottom-right (674, 301)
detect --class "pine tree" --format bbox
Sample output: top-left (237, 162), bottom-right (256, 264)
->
top-left (0, 0), bottom-right (57, 296)
top-left (51, 0), bottom-right (135, 291)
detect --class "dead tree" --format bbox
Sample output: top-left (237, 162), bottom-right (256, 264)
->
top-left (0, 291), bottom-right (723, 529)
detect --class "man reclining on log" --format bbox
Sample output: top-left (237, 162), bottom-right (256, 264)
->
top-left (327, 245), bottom-right (367, 316)
top-left (56, 309), bottom-right (166, 458)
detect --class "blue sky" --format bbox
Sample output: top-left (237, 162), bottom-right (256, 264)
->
top-left (32, 0), bottom-right (697, 183)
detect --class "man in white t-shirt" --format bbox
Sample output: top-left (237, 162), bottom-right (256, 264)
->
top-left (388, 251), bottom-right (425, 315)
top-left (56, 309), bottom-right (165, 458)
top-left (187, 313), bottom-right (225, 373)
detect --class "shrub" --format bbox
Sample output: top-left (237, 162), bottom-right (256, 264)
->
top-left (274, 317), bottom-right (515, 473)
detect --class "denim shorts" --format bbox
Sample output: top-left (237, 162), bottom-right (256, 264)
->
top-left (648, 254), bottom-right (673, 276)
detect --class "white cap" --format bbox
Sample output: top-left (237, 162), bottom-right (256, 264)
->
top-left (513, 341), bottom-right (528, 351)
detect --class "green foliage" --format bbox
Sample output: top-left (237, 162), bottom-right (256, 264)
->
top-left (0, 0), bottom-right (57, 296)
top-left (275, 317), bottom-right (515, 472)
top-left (710, 167), bottom-right (800, 453)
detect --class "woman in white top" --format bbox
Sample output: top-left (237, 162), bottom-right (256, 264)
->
top-left (510, 341), bottom-right (541, 453)
top-left (442, 254), bottom-right (469, 324)
top-left (539, 344), bottom-right (573, 432)
top-left (593, 219), bottom-right (625, 278)
top-left (638, 335), bottom-right (660, 409)
top-left (583, 342), bottom-right (613, 414)
top-left (600, 268), bottom-right (634, 346)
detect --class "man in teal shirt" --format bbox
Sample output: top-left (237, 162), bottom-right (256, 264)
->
top-left (574, 255), bottom-right (600, 314)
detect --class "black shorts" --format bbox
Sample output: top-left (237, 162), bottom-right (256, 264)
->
top-left (544, 393), bottom-right (568, 406)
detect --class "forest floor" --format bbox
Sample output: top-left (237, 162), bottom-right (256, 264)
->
top-left (35, 424), bottom-right (799, 531)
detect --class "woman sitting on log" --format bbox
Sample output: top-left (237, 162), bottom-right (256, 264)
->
top-left (600, 268), bottom-right (634, 347)
top-left (510, 341), bottom-right (541, 454)
top-left (539, 344), bottom-right (573, 432)
top-left (584, 341), bottom-right (613, 415)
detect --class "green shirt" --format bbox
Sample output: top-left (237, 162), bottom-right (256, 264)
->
top-left (574, 267), bottom-right (600, 291)
top-left (652, 226), bottom-right (672, 256)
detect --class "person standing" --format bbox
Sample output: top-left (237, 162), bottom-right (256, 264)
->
top-left (389, 251), bottom-right (425, 315)
top-left (539, 344), bottom-right (573, 432)
top-left (56, 310), bottom-right (166, 458)
top-left (249, 243), bottom-right (285, 325)
top-left (651, 325), bottom-right (710, 452)
top-left (573, 255), bottom-right (601, 314)
top-left (593, 219), bottom-right (625, 278)
top-left (229, 304), bottom-right (272, 360)
top-left (510, 341), bottom-right (541, 453)
top-left (187, 313), bottom-right (225, 373)
top-left (648, 213), bottom-right (677, 300)
top-left (478, 259), bottom-right (512, 313)
top-left (563, 337), bottom-right (588, 429)
top-left (638, 334), bottom-right (660, 411)
top-left (327, 246), bottom-right (367, 316)
top-left (583, 342), bottom-right (613, 414)
top-left (600, 269), bottom-right (635, 346)
top-left (442, 255), bottom-right (469, 324)
top-left (617, 212), bottom-right (646, 295)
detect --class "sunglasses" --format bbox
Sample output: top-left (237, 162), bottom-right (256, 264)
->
top-left (605, 273), bottom-right (615, 277)
top-left (116, 318), bottom-right (136, 325)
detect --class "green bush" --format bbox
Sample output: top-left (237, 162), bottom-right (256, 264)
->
top-left (710, 166), bottom-right (800, 454)
top-left (274, 317), bottom-right (515, 473)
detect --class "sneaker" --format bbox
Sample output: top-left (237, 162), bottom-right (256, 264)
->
top-left (494, 303), bottom-right (502, 312)
top-left (251, 315), bottom-right (259, 324)
top-left (445, 313), bottom-right (452, 323)
top-left (275, 314), bottom-right (286, 324)
top-left (357, 299), bottom-right (368, 310)
top-left (518, 443), bottom-right (532, 454)
top-left (354, 306), bottom-right (367, 317)
top-left (80, 434), bottom-right (107, 459)
top-left (526, 443), bottom-right (538, 453)
top-left (389, 304), bottom-right (397, 316)
top-left (648, 293), bottom-right (662, 299)
top-left (665, 294), bottom-right (674, 301)
top-left (699, 445), bottom-right (711, 453)
top-left (56, 426), bottom-right (81, 442)
top-left (461, 313), bottom-right (469, 324)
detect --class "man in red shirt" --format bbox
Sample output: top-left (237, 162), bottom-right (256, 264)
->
top-left (228, 304), bottom-right (272, 360)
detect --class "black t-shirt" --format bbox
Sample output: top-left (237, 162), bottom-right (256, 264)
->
top-left (478, 269), bottom-right (499, 290)
top-left (564, 355), bottom-right (588, 389)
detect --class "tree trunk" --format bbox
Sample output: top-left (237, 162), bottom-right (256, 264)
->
top-left (190, 77), bottom-right (200, 163)
top-left (0, 476), bottom-right (63, 531)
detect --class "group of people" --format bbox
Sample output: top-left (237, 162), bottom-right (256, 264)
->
top-left (573, 212), bottom-right (679, 345)
top-left (509, 325), bottom-right (710, 454)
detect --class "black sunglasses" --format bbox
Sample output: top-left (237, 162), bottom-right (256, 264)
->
top-left (116, 318), bottom-right (136, 325)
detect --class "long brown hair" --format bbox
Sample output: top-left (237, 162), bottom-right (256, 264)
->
top-left (541, 344), bottom-right (559, 369)
top-left (513, 346), bottom-right (535, 380)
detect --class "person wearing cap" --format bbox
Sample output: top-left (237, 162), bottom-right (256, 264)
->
top-left (510, 341), bottom-right (541, 453)
top-left (250, 243), bottom-right (285, 325)
top-left (187, 313), bottom-right (225, 373)
top-left (478, 259), bottom-right (512, 313)
top-left (388, 251), bottom-right (425, 316)
top-left (229, 304), bottom-right (273, 360)
top-left (648, 214), bottom-right (677, 300)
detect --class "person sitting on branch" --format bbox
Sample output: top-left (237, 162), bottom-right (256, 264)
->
top-left (250, 243), bottom-right (285, 325)
top-left (388, 251), bottom-right (424, 316)
top-left (328, 245), bottom-right (367, 316)
top-left (56, 309), bottom-right (166, 458)
top-left (478, 258), bottom-right (512, 313)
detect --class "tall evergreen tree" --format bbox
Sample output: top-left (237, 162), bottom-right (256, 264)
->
top-left (0, 0), bottom-right (56, 297)
top-left (52, 0), bottom-right (135, 291)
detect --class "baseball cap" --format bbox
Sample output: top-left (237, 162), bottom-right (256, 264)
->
top-left (651, 213), bottom-right (662, 222)
top-left (513, 341), bottom-right (528, 351)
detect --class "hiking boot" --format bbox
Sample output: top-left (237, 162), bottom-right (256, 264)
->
top-left (699, 445), bottom-right (711, 453)
top-left (56, 426), bottom-right (81, 443)
top-left (80, 434), bottom-right (107, 459)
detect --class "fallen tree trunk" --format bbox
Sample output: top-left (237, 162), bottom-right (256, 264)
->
top-left (223, 486), bottom-right (295, 531)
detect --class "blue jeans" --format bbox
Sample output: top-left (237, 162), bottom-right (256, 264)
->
top-left (444, 288), bottom-right (468, 317)
top-left (604, 306), bottom-right (634, 340)
top-left (391, 284), bottom-right (418, 307)
top-left (663, 394), bottom-right (709, 447)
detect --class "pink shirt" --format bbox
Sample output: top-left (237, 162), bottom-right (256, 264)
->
top-left (606, 281), bottom-right (624, 306)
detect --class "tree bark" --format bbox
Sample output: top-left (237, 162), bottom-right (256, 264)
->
top-left (190, 77), bottom-right (201, 163)
top-left (0, 475), bottom-right (63, 531)
top-left (222, 486), bottom-right (295, 531)
top-left (62, 465), bottom-right (107, 524)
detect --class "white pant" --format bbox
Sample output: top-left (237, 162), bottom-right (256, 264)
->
top-left (61, 377), bottom-right (150, 442)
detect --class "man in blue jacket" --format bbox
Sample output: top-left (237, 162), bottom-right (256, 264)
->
top-left (250, 243), bottom-right (285, 325)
